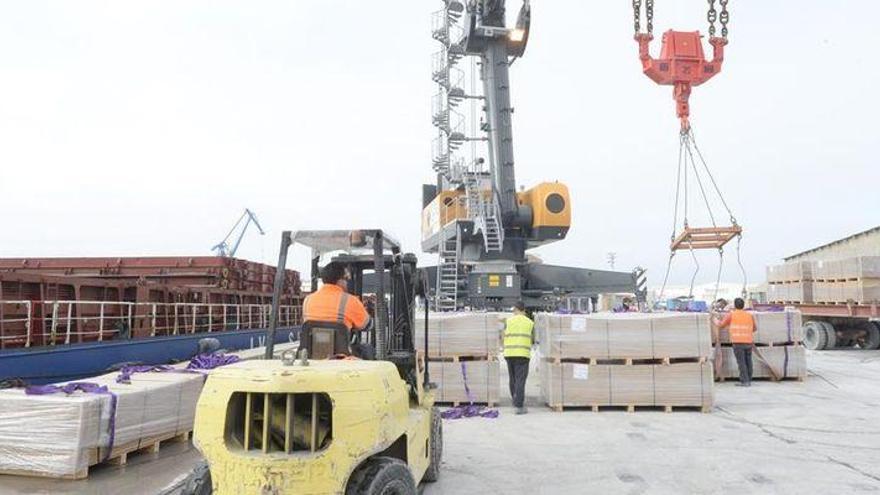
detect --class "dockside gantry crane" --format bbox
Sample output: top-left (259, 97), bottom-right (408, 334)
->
top-left (422, 0), bottom-right (643, 311)
top-left (211, 208), bottom-right (265, 258)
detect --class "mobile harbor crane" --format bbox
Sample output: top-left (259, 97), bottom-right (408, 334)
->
top-left (422, 0), bottom-right (642, 311)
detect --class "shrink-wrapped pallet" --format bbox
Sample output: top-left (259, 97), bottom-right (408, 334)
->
top-left (536, 313), bottom-right (711, 361)
top-left (540, 361), bottom-right (713, 410)
top-left (0, 388), bottom-right (106, 479)
top-left (414, 312), bottom-right (508, 358)
top-left (431, 360), bottom-right (499, 405)
top-left (0, 371), bottom-right (202, 479)
top-left (0, 343), bottom-right (298, 479)
top-left (717, 310), bottom-right (803, 345)
top-left (718, 345), bottom-right (806, 381)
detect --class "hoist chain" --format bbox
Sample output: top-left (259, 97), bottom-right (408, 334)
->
top-left (707, 0), bottom-right (718, 37)
top-left (708, 0), bottom-right (730, 39)
top-left (633, 0), bottom-right (653, 35)
top-left (719, 0), bottom-right (730, 39)
top-left (633, 0), bottom-right (641, 35)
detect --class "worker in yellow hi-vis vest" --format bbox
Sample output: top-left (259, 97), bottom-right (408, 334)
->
top-left (503, 301), bottom-right (535, 415)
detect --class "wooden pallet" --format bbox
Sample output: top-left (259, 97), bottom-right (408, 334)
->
top-left (547, 356), bottom-right (706, 366)
top-left (428, 354), bottom-right (497, 363)
top-left (547, 404), bottom-right (711, 413)
top-left (716, 376), bottom-right (805, 383)
top-left (815, 301), bottom-right (867, 306)
top-left (719, 341), bottom-right (803, 348)
top-left (0, 430), bottom-right (191, 480)
top-left (99, 430), bottom-right (191, 467)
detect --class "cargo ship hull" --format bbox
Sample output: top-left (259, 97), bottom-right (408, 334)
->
top-left (0, 326), bottom-right (301, 385)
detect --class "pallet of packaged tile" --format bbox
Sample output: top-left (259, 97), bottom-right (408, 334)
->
top-left (813, 279), bottom-right (880, 304)
top-left (540, 360), bottom-right (713, 413)
top-left (767, 281), bottom-right (814, 304)
top-left (716, 345), bottom-right (806, 382)
top-left (767, 262), bottom-right (813, 284)
top-left (414, 311), bottom-right (508, 359)
top-left (0, 342), bottom-right (298, 480)
top-left (430, 359), bottom-right (499, 407)
top-left (716, 310), bottom-right (803, 346)
top-left (812, 257), bottom-right (880, 281)
top-left (535, 312), bottom-right (711, 362)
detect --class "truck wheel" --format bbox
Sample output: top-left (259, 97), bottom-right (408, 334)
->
top-left (863, 323), bottom-right (880, 350)
top-left (422, 408), bottom-right (443, 483)
top-left (346, 457), bottom-right (416, 495)
top-left (819, 322), bottom-right (838, 350)
top-left (804, 321), bottom-right (827, 351)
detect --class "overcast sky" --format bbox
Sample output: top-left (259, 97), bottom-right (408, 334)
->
top-left (0, 1), bottom-right (877, 289)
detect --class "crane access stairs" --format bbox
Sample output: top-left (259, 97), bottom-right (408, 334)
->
top-left (463, 166), bottom-right (504, 253)
top-left (435, 232), bottom-right (461, 312)
top-left (429, 0), bottom-right (504, 311)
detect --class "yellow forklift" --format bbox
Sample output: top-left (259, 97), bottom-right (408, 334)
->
top-left (191, 230), bottom-right (441, 494)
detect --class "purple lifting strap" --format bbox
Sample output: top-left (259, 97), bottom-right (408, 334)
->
top-left (115, 353), bottom-right (242, 384)
top-left (26, 382), bottom-right (119, 463)
top-left (439, 362), bottom-right (499, 420)
top-left (187, 353), bottom-right (241, 371)
top-left (116, 365), bottom-right (176, 384)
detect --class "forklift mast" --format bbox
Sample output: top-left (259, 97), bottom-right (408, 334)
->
top-left (264, 230), bottom-right (430, 390)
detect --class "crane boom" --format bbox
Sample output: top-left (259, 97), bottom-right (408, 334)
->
top-left (463, 0), bottom-right (531, 223)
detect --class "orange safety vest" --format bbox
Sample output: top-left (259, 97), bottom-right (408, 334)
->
top-left (303, 284), bottom-right (370, 331)
top-left (728, 309), bottom-right (756, 344)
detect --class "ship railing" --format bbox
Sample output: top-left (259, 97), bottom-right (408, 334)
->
top-left (0, 300), bottom-right (302, 348)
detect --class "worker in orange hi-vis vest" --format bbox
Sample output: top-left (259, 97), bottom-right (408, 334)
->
top-left (303, 262), bottom-right (371, 331)
top-left (717, 298), bottom-right (758, 387)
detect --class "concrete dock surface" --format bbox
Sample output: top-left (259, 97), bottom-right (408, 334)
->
top-left (425, 349), bottom-right (880, 495)
top-left (1, 350), bottom-right (878, 494)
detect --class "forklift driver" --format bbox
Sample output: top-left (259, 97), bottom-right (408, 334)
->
top-left (301, 261), bottom-right (373, 359)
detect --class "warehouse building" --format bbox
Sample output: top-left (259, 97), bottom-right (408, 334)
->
top-left (784, 226), bottom-right (880, 263)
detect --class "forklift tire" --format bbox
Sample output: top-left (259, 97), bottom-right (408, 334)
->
top-left (422, 408), bottom-right (443, 483)
top-left (187, 463), bottom-right (213, 495)
top-left (168, 461), bottom-right (212, 495)
top-left (863, 323), bottom-right (880, 350)
top-left (345, 457), bottom-right (416, 495)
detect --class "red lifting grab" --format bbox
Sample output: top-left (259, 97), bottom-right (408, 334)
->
top-left (634, 1), bottom-right (749, 302)
top-left (635, 31), bottom-right (727, 132)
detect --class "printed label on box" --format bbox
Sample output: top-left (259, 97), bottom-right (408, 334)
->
top-left (573, 364), bottom-right (589, 380)
top-left (571, 317), bottom-right (587, 333)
